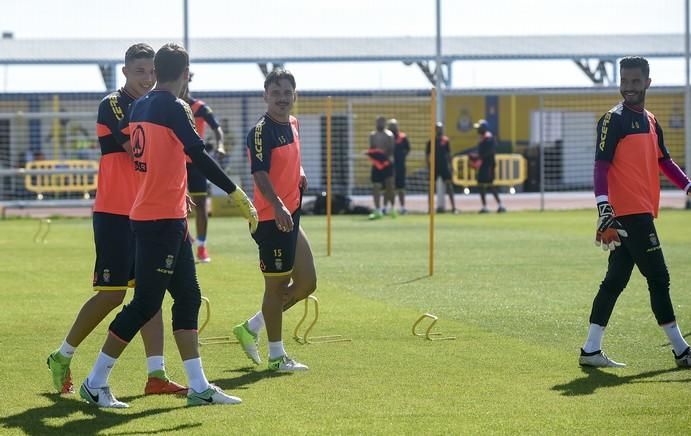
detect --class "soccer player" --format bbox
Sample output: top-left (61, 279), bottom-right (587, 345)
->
top-left (366, 116), bottom-right (395, 219)
top-left (47, 43), bottom-right (186, 396)
top-left (232, 69), bottom-right (316, 372)
top-left (78, 43), bottom-right (258, 408)
top-left (471, 119), bottom-right (505, 213)
top-left (426, 122), bottom-right (458, 213)
top-left (388, 118), bottom-right (411, 215)
top-left (579, 56), bottom-right (691, 369)
top-left (181, 73), bottom-right (226, 263)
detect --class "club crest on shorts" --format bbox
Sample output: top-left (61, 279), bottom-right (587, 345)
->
top-left (649, 233), bottom-right (659, 247)
top-left (102, 269), bottom-right (111, 283)
top-left (165, 255), bottom-right (174, 269)
top-left (275, 258), bottom-right (283, 271)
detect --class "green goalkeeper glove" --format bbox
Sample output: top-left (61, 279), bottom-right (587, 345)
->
top-left (229, 187), bottom-right (258, 234)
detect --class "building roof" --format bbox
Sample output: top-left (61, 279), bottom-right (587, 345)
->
top-left (0, 34), bottom-right (683, 65)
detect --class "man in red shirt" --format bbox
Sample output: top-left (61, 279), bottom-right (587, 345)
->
top-left (232, 70), bottom-right (315, 372)
top-left (79, 43), bottom-right (257, 408)
top-left (47, 43), bottom-right (185, 396)
top-left (580, 56), bottom-right (691, 369)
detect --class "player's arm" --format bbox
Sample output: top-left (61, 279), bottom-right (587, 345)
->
top-left (384, 133), bottom-right (395, 159)
top-left (115, 105), bottom-right (133, 158)
top-left (654, 120), bottom-right (691, 194)
top-left (403, 137), bottom-right (411, 156)
top-left (174, 102), bottom-right (257, 231)
top-left (200, 105), bottom-right (226, 155)
top-left (593, 112), bottom-right (627, 251)
top-left (98, 95), bottom-right (132, 157)
top-left (299, 165), bottom-right (308, 192)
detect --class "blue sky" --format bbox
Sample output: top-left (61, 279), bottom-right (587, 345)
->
top-left (0, 0), bottom-right (686, 91)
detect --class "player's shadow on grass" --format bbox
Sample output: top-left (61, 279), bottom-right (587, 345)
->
top-left (551, 366), bottom-right (691, 397)
top-left (0, 392), bottom-right (200, 436)
top-left (213, 366), bottom-right (289, 391)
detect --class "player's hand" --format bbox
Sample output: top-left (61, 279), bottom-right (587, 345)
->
top-left (686, 186), bottom-right (691, 197)
top-left (229, 187), bottom-right (258, 234)
top-left (216, 143), bottom-right (226, 156)
top-left (594, 201), bottom-right (628, 251)
top-left (185, 193), bottom-right (196, 214)
top-left (273, 203), bottom-right (293, 233)
top-left (299, 174), bottom-right (308, 192)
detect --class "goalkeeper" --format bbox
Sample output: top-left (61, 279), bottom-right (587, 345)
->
top-left (580, 56), bottom-right (691, 369)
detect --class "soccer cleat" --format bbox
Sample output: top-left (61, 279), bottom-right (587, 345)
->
top-left (197, 246), bottom-right (211, 263)
top-left (578, 349), bottom-right (626, 368)
top-left (673, 347), bottom-right (691, 368)
top-left (479, 207), bottom-right (490, 214)
top-left (399, 208), bottom-right (407, 215)
top-left (268, 355), bottom-right (309, 372)
top-left (368, 210), bottom-right (383, 220)
top-left (187, 384), bottom-right (242, 406)
top-left (79, 380), bottom-right (129, 408)
top-left (47, 351), bottom-right (74, 394)
top-left (497, 206), bottom-right (507, 213)
top-left (144, 373), bottom-right (188, 395)
top-left (232, 321), bottom-right (261, 365)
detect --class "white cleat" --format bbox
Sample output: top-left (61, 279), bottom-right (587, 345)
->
top-left (673, 347), bottom-right (691, 368)
top-left (79, 380), bottom-right (129, 408)
top-left (187, 384), bottom-right (242, 406)
top-left (579, 349), bottom-right (626, 368)
top-left (268, 355), bottom-right (309, 372)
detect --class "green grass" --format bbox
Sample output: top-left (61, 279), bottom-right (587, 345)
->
top-left (1, 210), bottom-right (690, 435)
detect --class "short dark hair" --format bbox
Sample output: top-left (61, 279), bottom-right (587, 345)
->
top-left (154, 43), bottom-right (189, 83)
top-left (619, 56), bottom-right (649, 78)
top-left (264, 69), bottom-right (296, 91)
top-left (124, 43), bottom-right (154, 65)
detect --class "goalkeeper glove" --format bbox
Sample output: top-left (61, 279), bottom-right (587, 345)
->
top-left (229, 187), bottom-right (258, 234)
top-left (595, 201), bottom-right (628, 251)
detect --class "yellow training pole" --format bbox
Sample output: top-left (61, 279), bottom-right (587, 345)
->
top-left (326, 96), bottom-right (333, 256)
top-left (428, 88), bottom-right (437, 276)
top-left (510, 94), bottom-right (516, 153)
top-left (52, 95), bottom-right (60, 159)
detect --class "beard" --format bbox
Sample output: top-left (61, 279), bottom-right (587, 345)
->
top-left (620, 90), bottom-right (646, 106)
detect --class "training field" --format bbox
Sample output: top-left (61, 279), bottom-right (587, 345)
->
top-left (1, 210), bottom-right (690, 435)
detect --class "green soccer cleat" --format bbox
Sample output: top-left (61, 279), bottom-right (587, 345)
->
top-left (187, 384), bottom-right (242, 406)
top-left (232, 321), bottom-right (261, 365)
top-left (47, 351), bottom-right (74, 394)
top-left (268, 355), bottom-right (309, 372)
top-left (368, 210), bottom-right (383, 220)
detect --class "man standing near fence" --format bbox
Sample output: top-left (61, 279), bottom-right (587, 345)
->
top-left (181, 73), bottom-right (226, 263)
top-left (366, 116), bottom-right (395, 219)
top-left (426, 122), bottom-right (457, 213)
top-left (580, 56), bottom-right (691, 369)
top-left (78, 43), bottom-right (257, 408)
top-left (232, 69), bottom-right (316, 372)
top-left (388, 118), bottom-right (410, 215)
top-left (47, 43), bottom-right (187, 397)
top-left (471, 119), bottom-right (505, 213)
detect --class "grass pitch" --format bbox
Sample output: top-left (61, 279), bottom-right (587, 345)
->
top-left (1, 210), bottom-right (690, 435)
